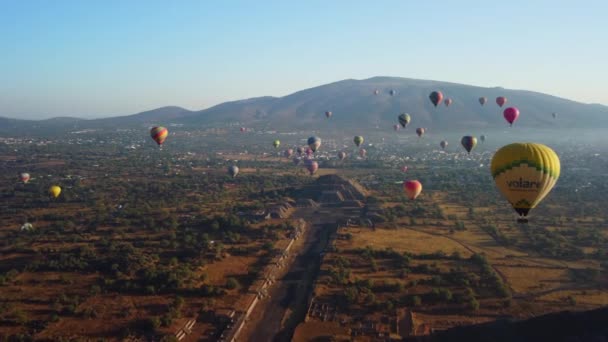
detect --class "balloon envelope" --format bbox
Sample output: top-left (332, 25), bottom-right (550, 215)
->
top-left (228, 166), bottom-right (239, 178)
top-left (496, 96), bottom-right (507, 107)
top-left (461, 136), bottom-right (477, 154)
top-left (150, 126), bottom-right (168, 146)
top-left (404, 180), bottom-right (422, 200)
top-left (338, 151), bottom-right (347, 160)
top-left (49, 185), bottom-right (61, 198)
top-left (20, 173), bottom-right (30, 184)
top-left (325, 111), bottom-right (332, 118)
top-left (389, 90), bottom-right (396, 96)
top-left (307, 136), bottom-right (321, 152)
top-left (440, 140), bottom-right (448, 149)
top-left (503, 107), bottom-right (520, 126)
top-left (491, 143), bottom-right (560, 219)
top-left (444, 98), bottom-right (453, 107)
top-left (305, 160), bottom-right (319, 175)
top-left (398, 113), bottom-right (411, 128)
top-left (429, 91), bottom-right (443, 107)
top-left (354, 136), bottom-right (364, 147)
top-left (479, 97), bottom-right (487, 106)
top-left (416, 128), bottom-right (425, 137)
top-left (273, 140), bottom-right (281, 148)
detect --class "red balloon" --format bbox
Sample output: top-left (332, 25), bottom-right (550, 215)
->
top-left (503, 107), bottom-right (520, 126)
top-left (444, 98), bottom-right (453, 107)
top-left (404, 180), bottom-right (422, 200)
top-left (496, 96), bottom-right (507, 107)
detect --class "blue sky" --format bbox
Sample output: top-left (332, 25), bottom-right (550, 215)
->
top-left (1, 0), bottom-right (607, 119)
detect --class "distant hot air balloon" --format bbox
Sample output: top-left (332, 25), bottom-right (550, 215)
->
top-left (461, 136), bottom-right (477, 154)
top-left (305, 148), bottom-right (314, 157)
top-left (228, 165), bottom-right (239, 178)
top-left (503, 107), bottom-right (520, 126)
top-left (305, 160), bottom-right (319, 175)
top-left (429, 91), bottom-right (443, 107)
top-left (479, 97), bottom-right (487, 106)
top-left (496, 96), bottom-right (507, 107)
top-left (284, 149), bottom-right (294, 158)
top-left (402, 166), bottom-right (408, 173)
top-left (273, 140), bottom-right (281, 149)
top-left (440, 140), bottom-right (448, 150)
top-left (416, 128), bottom-right (425, 138)
top-left (354, 136), bottom-right (364, 147)
top-left (552, 112), bottom-right (557, 119)
top-left (404, 180), bottom-right (422, 200)
top-left (491, 143), bottom-right (560, 222)
top-left (393, 124), bottom-right (400, 131)
top-left (307, 136), bottom-right (321, 152)
top-left (390, 89), bottom-right (397, 96)
top-left (325, 111), bottom-right (332, 119)
top-left (374, 89), bottom-right (380, 95)
top-left (49, 185), bottom-right (61, 198)
top-left (240, 127), bottom-right (246, 133)
top-left (398, 113), bottom-right (411, 128)
top-left (359, 148), bottom-right (367, 158)
top-left (480, 135), bottom-right (486, 143)
top-left (338, 151), bottom-right (347, 160)
top-left (444, 98), bottom-right (453, 107)
top-left (150, 126), bottom-right (168, 147)
top-left (20, 173), bottom-right (30, 184)
top-left (296, 147), bottom-right (304, 156)
top-left (292, 157), bottom-right (301, 166)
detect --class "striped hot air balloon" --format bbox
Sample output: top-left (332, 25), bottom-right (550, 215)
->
top-left (150, 126), bottom-right (168, 147)
top-left (404, 180), bottom-right (422, 200)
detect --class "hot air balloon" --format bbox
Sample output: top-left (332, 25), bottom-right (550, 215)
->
top-left (150, 126), bottom-right (168, 147)
top-left (429, 91), bottom-right (443, 107)
top-left (374, 89), bottom-right (380, 95)
top-left (240, 127), bottom-right (246, 133)
top-left (404, 180), bottom-right (422, 200)
top-left (503, 107), bottom-right (520, 126)
top-left (552, 112), bottom-right (557, 119)
top-left (402, 166), bottom-right (408, 173)
top-left (307, 136), bottom-right (321, 152)
top-left (461, 136), bottom-right (477, 154)
top-left (228, 165), bottom-right (239, 178)
top-left (305, 148), bottom-right (314, 157)
top-left (325, 111), bottom-right (332, 119)
top-left (491, 143), bottom-right (560, 222)
top-left (444, 98), bottom-right (453, 107)
top-left (393, 124), bottom-right (400, 131)
top-left (338, 151), bottom-right (347, 160)
top-left (20, 173), bottom-right (30, 184)
top-left (440, 140), bottom-right (448, 150)
top-left (354, 136), bottom-right (364, 147)
top-left (496, 96), bottom-right (507, 107)
top-left (292, 157), bottom-right (301, 166)
top-left (305, 160), bottom-right (319, 175)
top-left (49, 185), bottom-right (61, 198)
top-left (390, 89), bottom-right (396, 96)
top-left (398, 113), bottom-right (411, 128)
top-left (416, 128), bottom-right (425, 138)
top-left (358, 148), bottom-right (367, 158)
top-left (296, 147), bottom-right (304, 156)
top-left (284, 149), bottom-right (294, 158)
top-left (479, 97), bottom-right (487, 106)
top-left (480, 135), bottom-right (486, 143)
top-left (273, 140), bottom-right (281, 149)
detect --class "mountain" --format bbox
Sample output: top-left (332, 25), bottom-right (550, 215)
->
top-left (2, 77), bottom-right (607, 135)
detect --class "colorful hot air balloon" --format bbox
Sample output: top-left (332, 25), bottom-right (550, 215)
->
top-left (440, 140), bottom-right (448, 150)
top-left (325, 111), bottom-right (332, 118)
top-left (305, 160), bottom-right (319, 175)
top-left (273, 140), bottom-right (281, 149)
top-left (20, 173), bottom-right (30, 184)
top-left (150, 126), bottom-right (168, 147)
top-left (338, 151), bottom-right (347, 160)
top-left (393, 124), bottom-right (400, 131)
top-left (402, 166), bottom-right (408, 173)
top-left (49, 185), bottom-right (61, 198)
top-left (389, 89), bottom-right (396, 96)
top-left (296, 147), bottom-right (304, 156)
top-left (416, 128), bottom-right (425, 138)
top-left (354, 136), bottom-right (364, 147)
top-left (240, 127), bottom-right (246, 133)
top-left (480, 135), bottom-right (486, 143)
top-left (503, 107), bottom-right (520, 126)
top-left (398, 113), bottom-right (411, 128)
top-left (461, 136), bottom-right (477, 154)
top-left (284, 149), bottom-right (294, 158)
top-left (444, 98), bottom-right (453, 107)
top-left (307, 136), bottom-right (321, 152)
top-left (496, 96), bottom-right (507, 107)
top-left (404, 180), bottom-right (422, 200)
top-left (479, 97), bottom-right (487, 106)
top-left (374, 89), bottom-right (380, 95)
top-left (429, 91), bottom-right (443, 107)
top-left (228, 165), bottom-right (239, 178)
top-left (491, 143), bottom-right (560, 222)
top-left (359, 148), bottom-right (367, 158)
top-left (305, 148), bottom-right (314, 157)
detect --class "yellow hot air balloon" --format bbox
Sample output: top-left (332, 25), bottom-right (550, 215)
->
top-left (491, 143), bottom-right (560, 222)
top-left (49, 185), bottom-right (62, 198)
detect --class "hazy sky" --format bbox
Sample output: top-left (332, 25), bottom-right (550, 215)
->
top-left (1, 1), bottom-right (607, 119)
